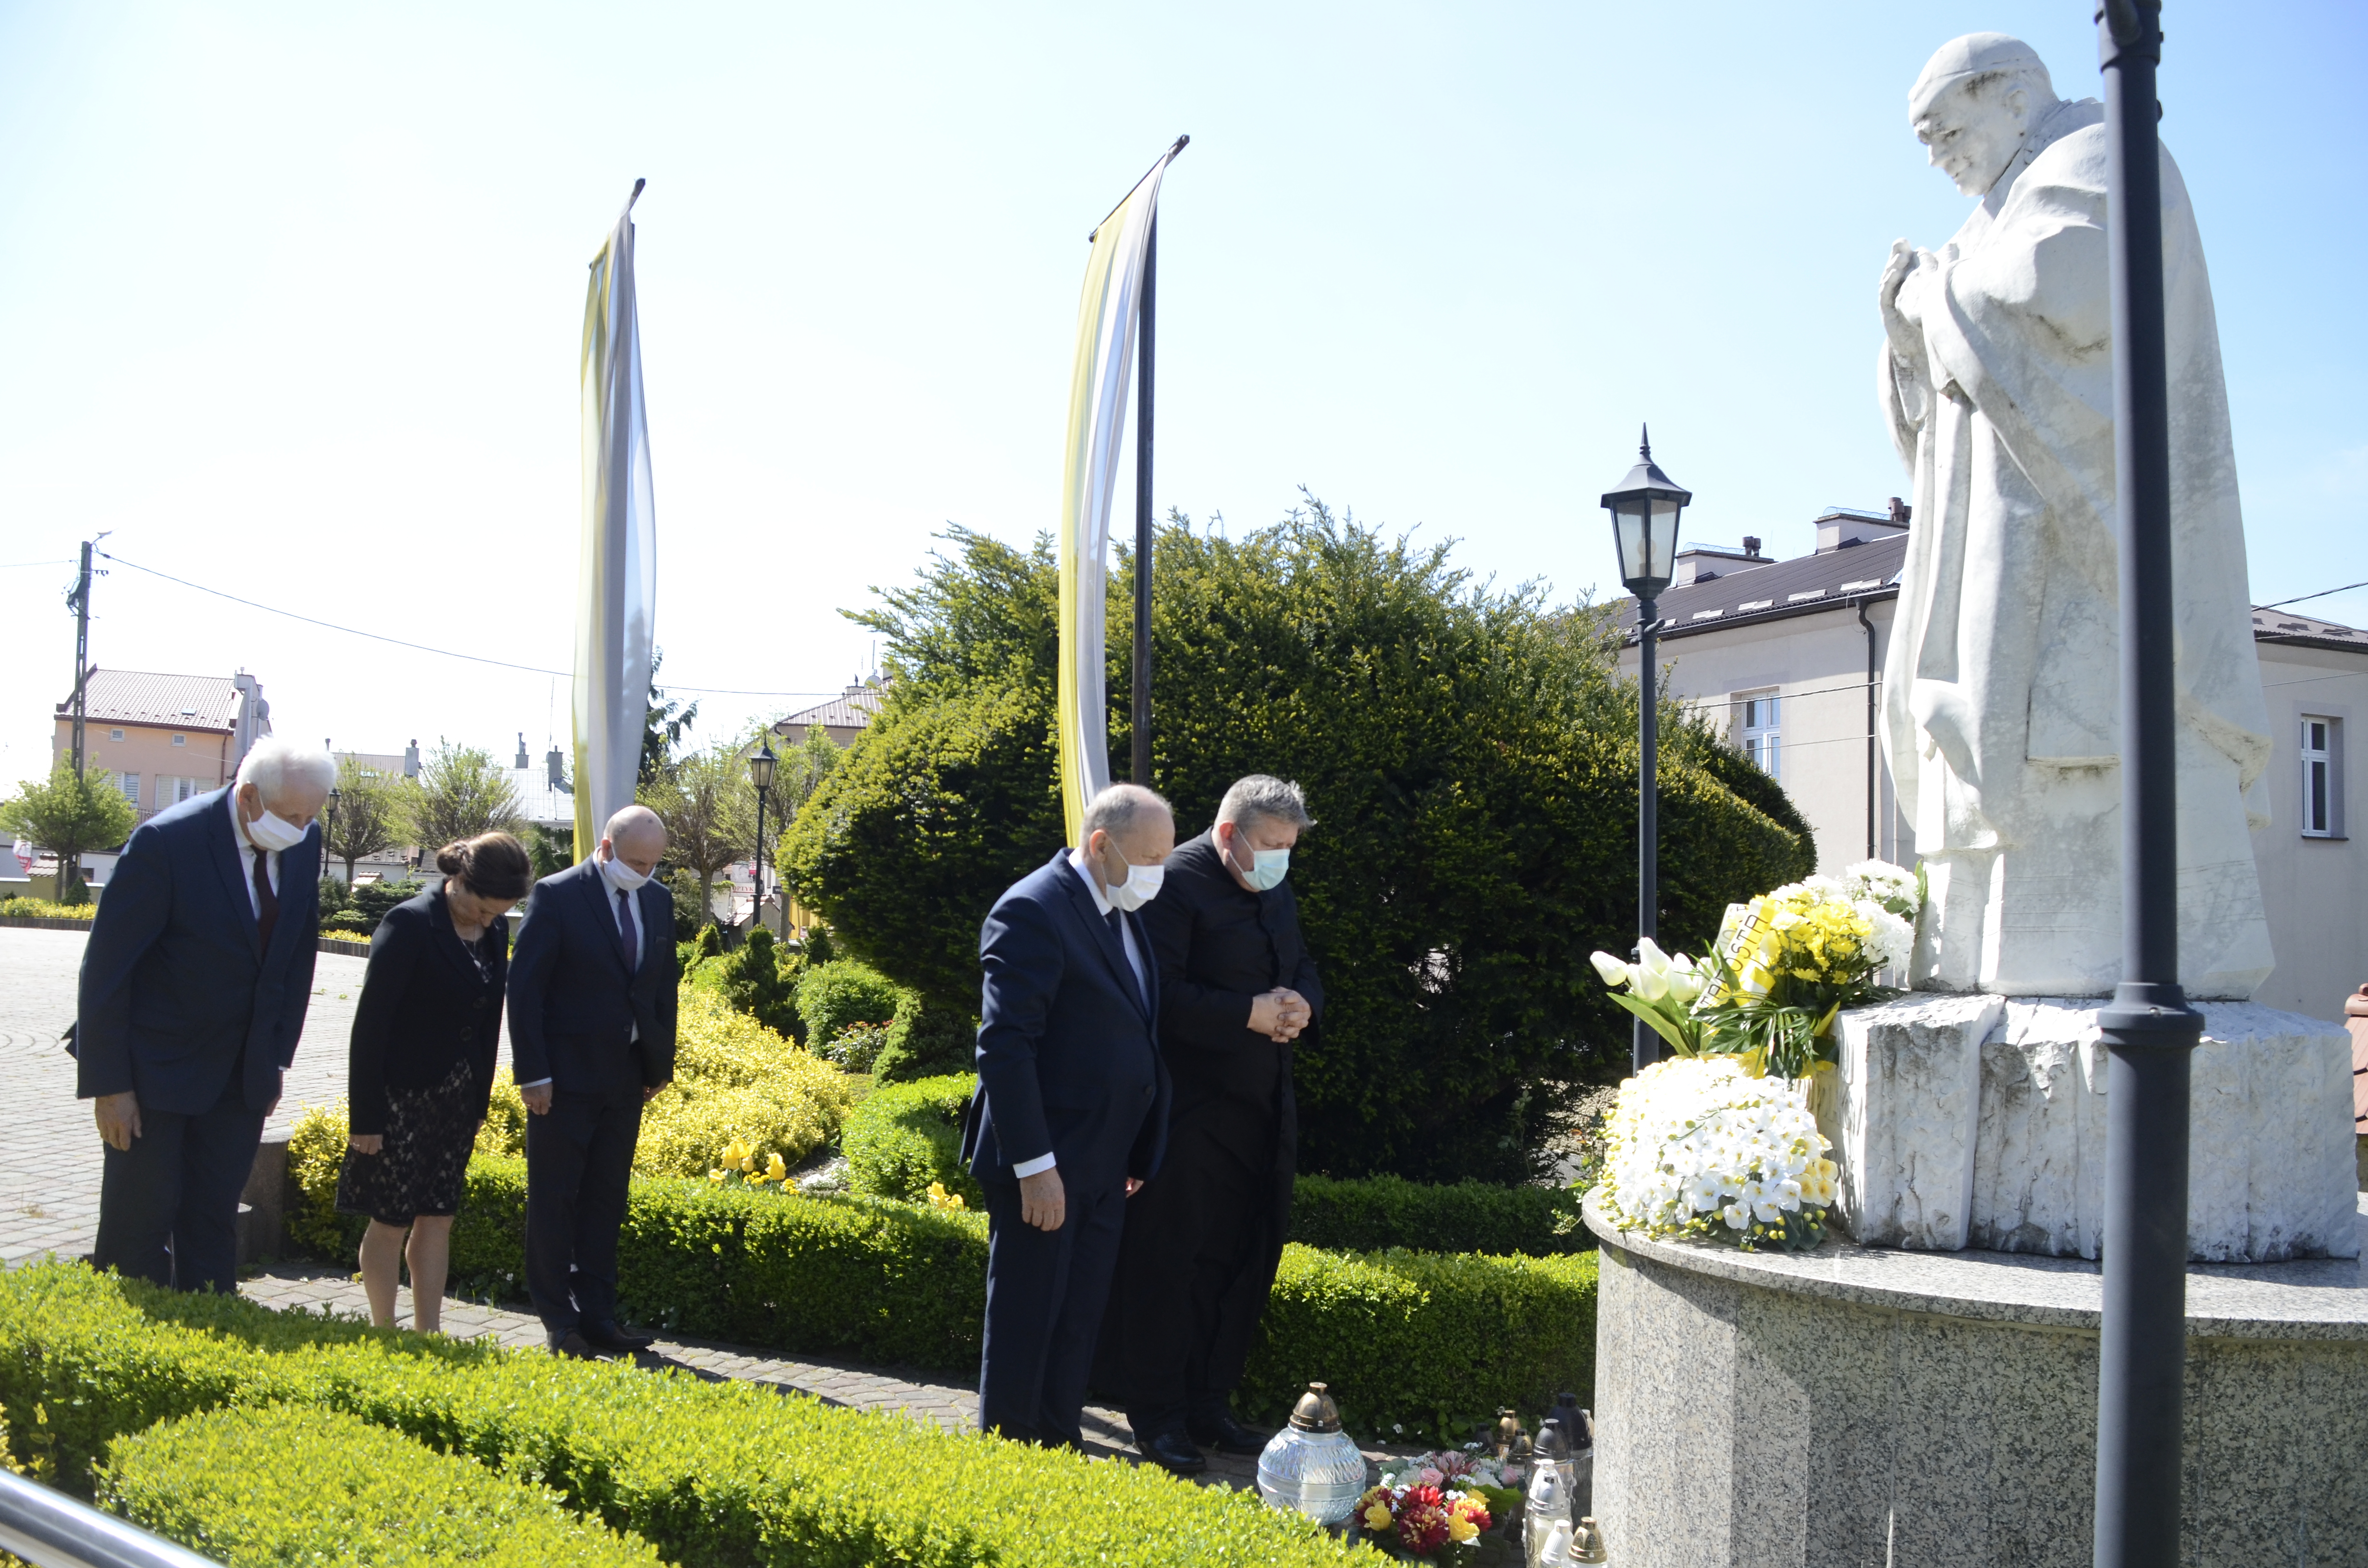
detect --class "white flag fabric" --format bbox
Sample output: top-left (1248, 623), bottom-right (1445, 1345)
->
top-left (1055, 144), bottom-right (1181, 846)
top-left (573, 182), bottom-right (657, 861)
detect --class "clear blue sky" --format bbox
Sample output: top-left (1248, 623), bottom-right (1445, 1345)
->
top-left (2, 1), bottom-right (2361, 783)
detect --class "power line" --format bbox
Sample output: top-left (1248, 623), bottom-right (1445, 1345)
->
top-left (93, 550), bottom-right (853, 698)
top-left (2255, 579), bottom-right (2368, 611)
top-left (0, 559), bottom-right (74, 569)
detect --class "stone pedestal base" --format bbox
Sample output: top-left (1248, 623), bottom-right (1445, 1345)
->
top-left (1586, 1192), bottom-right (2368, 1568)
top-left (1827, 995), bottom-right (2356, 1261)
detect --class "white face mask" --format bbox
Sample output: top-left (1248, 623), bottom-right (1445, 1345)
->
top-left (1243, 846), bottom-right (1292, 892)
top-left (600, 850), bottom-right (651, 893)
top-left (1102, 847), bottom-right (1166, 912)
top-left (244, 808), bottom-right (307, 854)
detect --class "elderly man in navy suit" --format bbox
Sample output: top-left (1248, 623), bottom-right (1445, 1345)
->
top-left (961, 782), bottom-right (1175, 1448)
top-left (507, 803), bottom-right (677, 1359)
top-left (76, 736), bottom-right (333, 1293)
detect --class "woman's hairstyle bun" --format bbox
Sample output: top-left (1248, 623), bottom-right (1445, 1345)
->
top-left (436, 832), bottom-right (532, 901)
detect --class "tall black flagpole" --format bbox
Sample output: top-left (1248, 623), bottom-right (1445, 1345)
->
top-left (2093, 3), bottom-right (2199, 1564)
top-left (1131, 214), bottom-right (1158, 787)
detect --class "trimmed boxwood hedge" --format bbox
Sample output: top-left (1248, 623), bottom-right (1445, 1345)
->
top-left (1240, 1246), bottom-right (1596, 1444)
top-left (99, 1406), bottom-right (663, 1566)
top-left (1288, 1173), bottom-right (1587, 1256)
top-left (0, 1263), bottom-right (1365, 1568)
top-left (840, 1072), bottom-right (984, 1206)
top-left (294, 1152), bottom-right (1593, 1440)
top-left (841, 1073), bottom-right (1588, 1256)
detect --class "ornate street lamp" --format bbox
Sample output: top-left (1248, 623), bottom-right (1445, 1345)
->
top-left (749, 737), bottom-right (778, 936)
top-left (324, 784), bottom-right (342, 893)
top-left (1601, 426), bottom-right (1691, 1074)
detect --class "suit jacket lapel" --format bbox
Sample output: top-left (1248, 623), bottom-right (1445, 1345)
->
top-left (426, 886), bottom-right (485, 985)
top-left (206, 792), bottom-right (261, 953)
top-left (1058, 859), bottom-right (1149, 1021)
top-left (583, 862), bottom-right (631, 971)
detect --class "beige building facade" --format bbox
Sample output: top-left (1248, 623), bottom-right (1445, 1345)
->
top-left (49, 669), bottom-right (270, 829)
top-left (1616, 510), bottom-right (2368, 1024)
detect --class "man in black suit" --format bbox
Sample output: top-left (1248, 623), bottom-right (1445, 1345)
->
top-left (1098, 774), bottom-right (1320, 1473)
top-left (76, 737), bottom-right (333, 1293)
top-left (962, 783), bottom-right (1175, 1448)
top-left (507, 803), bottom-right (677, 1358)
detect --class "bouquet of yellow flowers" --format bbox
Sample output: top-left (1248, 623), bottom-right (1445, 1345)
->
top-left (1591, 861), bottom-right (1923, 1082)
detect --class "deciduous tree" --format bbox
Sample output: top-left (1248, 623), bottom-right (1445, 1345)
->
top-left (639, 744), bottom-right (753, 930)
top-left (323, 758), bottom-right (404, 883)
top-left (0, 760), bottom-right (137, 904)
top-left (402, 743), bottom-right (522, 852)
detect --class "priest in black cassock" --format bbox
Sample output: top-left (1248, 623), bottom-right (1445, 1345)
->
top-left (1097, 775), bottom-right (1321, 1474)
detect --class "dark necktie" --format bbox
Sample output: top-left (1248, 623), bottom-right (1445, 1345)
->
top-left (251, 842), bottom-right (278, 952)
top-left (1107, 907), bottom-right (1144, 1011)
top-left (616, 886), bottom-right (638, 969)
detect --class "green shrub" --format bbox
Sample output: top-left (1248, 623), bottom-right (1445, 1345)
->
top-left (1289, 1173), bottom-right (1587, 1256)
top-left (322, 909), bottom-right (377, 936)
top-left (1240, 1246), bottom-right (1598, 1444)
top-left (873, 990), bottom-right (977, 1083)
top-left (99, 1405), bottom-right (662, 1566)
top-left (278, 1148), bottom-right (1594, 1436)
top-left (784, 513), bottom-right (1817, 1183)
top-left (347, 878), bottom-right (424, 923)
top-left (842, 1073), bottom-right (982, 1207)
top-left (0, 897), bottom-right (97, 920)
top-left (705, 925), bottom-right (804, 1040)
top-left (0, 1263), bottom-right (1364, 1568)
top-left (795, 959), bottom-right (904, 1051)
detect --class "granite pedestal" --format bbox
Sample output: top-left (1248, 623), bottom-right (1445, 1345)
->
top-left (1586, 1191), bottom-right (2368, 1567)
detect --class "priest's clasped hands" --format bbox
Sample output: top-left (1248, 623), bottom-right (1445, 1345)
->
top-left (1248, 987), bottom-right (1312, 1043)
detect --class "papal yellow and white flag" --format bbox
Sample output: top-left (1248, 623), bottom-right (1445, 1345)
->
top-left (1056, 139), bottom-right (1184, 845)
top-left (573, 179), bottom-right (657, 860)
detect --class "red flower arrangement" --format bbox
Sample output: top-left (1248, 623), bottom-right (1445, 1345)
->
top-left (1355, 1482), bottom-right (1492, 1556)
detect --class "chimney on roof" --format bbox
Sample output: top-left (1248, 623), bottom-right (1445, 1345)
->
top-left (516, 732), bottom-right (530, 770)
top-left (547, 746), bottom-right (567, 792)
top-left (1741, 536), bottom-right (1763, 558)
top-left (1816, 507), bottom-right (1912, 554)
top-left (1888, 496), bottom-right (1912, 527)
top-left (403, 739), bottom-right (420, 778)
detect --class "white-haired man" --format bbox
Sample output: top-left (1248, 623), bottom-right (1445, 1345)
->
top-left (75, 736), bottom-right (333, 1292)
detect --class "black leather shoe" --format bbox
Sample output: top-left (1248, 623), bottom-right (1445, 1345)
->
top-left (550, 1332), bottom-right (603, 1360)
top-left (580, 1321), bottom-right (654, 1353)
top-left (1139, 1430), bottom-right (1208, 1474)
top-left (1186, 1413), bottom-right (1269, 1455)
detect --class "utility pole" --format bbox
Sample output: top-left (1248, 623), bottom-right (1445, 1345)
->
top-left (67, 540), bottom-right (93, 781)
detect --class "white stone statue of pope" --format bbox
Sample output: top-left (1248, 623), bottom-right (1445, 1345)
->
top-left (1876, 33), bottom-right (2273, 999)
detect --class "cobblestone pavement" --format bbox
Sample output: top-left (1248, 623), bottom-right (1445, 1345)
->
top-left (237, 1266), bottom-right (1353, 1490)
top-left (0, 928), bottom-right (492, 1266)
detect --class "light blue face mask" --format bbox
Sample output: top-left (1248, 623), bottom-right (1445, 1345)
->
top-left (1243, 845), bottom-right (1291, 892)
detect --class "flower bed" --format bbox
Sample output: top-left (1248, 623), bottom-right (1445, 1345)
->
top-left (0, 1262), bottom-right (1366, 1568)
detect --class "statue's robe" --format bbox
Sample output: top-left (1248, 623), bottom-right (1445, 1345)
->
top-left (1880, 97), bottom-right (2272, 998)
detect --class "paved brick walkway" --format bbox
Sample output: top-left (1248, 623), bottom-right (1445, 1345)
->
top-left (1, 928), bottom-right (1389, 1490)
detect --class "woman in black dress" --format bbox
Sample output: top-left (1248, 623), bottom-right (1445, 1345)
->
top-left (339, 832), bottom-right (531, 1332)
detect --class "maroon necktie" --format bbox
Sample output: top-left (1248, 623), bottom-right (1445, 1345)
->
top-left (252, 844), bottom-right (279, 952)
top-left (616, 886), bottom-right (638, 968)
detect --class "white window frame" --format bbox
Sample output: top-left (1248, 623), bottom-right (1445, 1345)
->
top-left (1738, 689), bottom-right (1782, 780)
top-left (119, 773), bottom-right (140, 808)
top-left (2300, 716), bottom-right (2343, 839)
top-left (172, 733), bottom-right (186, 747)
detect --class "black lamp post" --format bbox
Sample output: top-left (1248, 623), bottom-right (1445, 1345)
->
top-left (2094, 4), bottom-right (2199, 1564)
top-left (1601, 426), bottom-right (1691, 1075)
top-left (324, 785), bottom-right (341, 894)
top-left (749, 737), bottom-right (778, 936)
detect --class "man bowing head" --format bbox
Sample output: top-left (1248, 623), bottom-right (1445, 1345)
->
top-left (963, 783), bottom-right (1175, 1448)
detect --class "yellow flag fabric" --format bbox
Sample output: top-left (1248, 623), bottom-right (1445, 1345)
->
top-left (1056, 147), bottom-right (1180, 845)
top-left (573, 183), bottom-right (657, 861)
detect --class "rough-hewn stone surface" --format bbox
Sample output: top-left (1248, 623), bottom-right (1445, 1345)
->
top-left (1831, 993), bottom-right (2357, 1262)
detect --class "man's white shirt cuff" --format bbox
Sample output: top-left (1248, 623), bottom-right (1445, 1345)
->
top-left (519, 1078), bottom-right (553, 1090)
top-left (1011, 1152), bottom-right (1057, 1178)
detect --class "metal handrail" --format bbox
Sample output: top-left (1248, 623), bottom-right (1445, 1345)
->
top-left (0, 1470), bottom-right (218, 1568)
